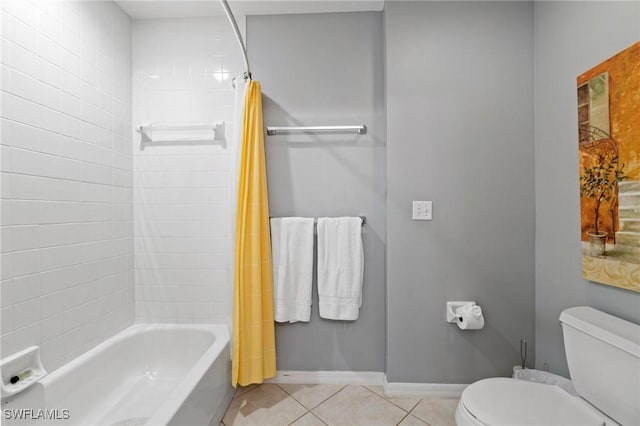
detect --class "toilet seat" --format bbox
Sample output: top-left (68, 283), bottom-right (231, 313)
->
top-left (458, 378), bottom-right (608, 426)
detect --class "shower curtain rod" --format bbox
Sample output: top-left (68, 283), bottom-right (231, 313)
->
top-left (220, 0), bottom-right (251, 80)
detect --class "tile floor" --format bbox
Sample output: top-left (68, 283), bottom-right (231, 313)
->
top-left (222, 384), bottom-right (459, 426)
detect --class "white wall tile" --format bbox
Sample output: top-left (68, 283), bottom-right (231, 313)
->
top-left (1, 226), bottom-right (11, 253)
top-left (0, 253), bottom-right (13, 279)
top-left (13, 297), bottom-right (40, 329)
top-left (4, 1), bottom-right (38, 30)
top-left (0, 280), bottom-right (14, 308)
top-left (37, 8), bottom-right (59, 43)
top-left (134, 155), bottom-right (230, 172)
top-left (1, 332), bottom-right (15, 358)
top-left (37, 58), bottom-right (61, 89)
top-left (1, 306), bottom-right (13, 334)
top-left (40, 290), bottom-right (67, 319)
top-left (0, 174), bottom-right (11, 201)
top-left (132, 17), bottom-right (240, 323)
top-left (41, 313), bottom-right (64, 342)
top-left (133, 187), bottom-right (229, 205)
top-left (12, 273), bottom-right (40, 303)
top-left (134, 204), bottom-right (228, 222)
top-left (135, 253), bottom-right (226, 271)
top-left (9, 121), bottom-right (40, 152)
top-left (40, 333), bottom-right (65, 371)
top-left (4, 5), bottom-right (239, 359)
top-left (0, 1), bottom-right (133, 371)
top-left (9, 42), bottom-right (38, 78)
top-left (37, 80), bottom-right (61, 111)
top-left (37, 33), bottom-right (59, 65)
top-left (10, 225), bottom-right (38, 251)
top-left (9, 68), bottom-right (39, 102)
top-left (12, 248), bottom-right (42, 277)
top-left (134, 220), bottom-right (228, 238)
top-left (134, 171), bottom-right (229, 188)
top-left (6, 13), bottom-right (38, 53)
top-left (13, 322), bottom-right (40, 350)
top-left (2, 92), bottom-right (41, 126)
top-left (11, 200), bottom-right (40, 225)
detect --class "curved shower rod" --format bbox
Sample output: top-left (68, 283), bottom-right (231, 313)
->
top-left (219, 0), bottom-right (251, 80)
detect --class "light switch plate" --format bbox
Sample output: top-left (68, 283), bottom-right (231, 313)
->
top-left (412, 201), bottom-right (432, 220)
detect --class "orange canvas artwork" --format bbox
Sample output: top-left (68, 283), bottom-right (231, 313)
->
top-left (578, 41), bottom-right (640, 292)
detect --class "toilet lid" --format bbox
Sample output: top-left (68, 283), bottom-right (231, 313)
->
top-left (461, 378), bottom-right (606, 426)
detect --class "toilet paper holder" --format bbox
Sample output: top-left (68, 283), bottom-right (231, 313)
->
top-left (446, 301), bottom-right (479, 323)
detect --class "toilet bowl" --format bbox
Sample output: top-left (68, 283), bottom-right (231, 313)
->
top-left (455, 307), bottom-right (640, 426)
top-left (455, 378), bottom-right (612, 426)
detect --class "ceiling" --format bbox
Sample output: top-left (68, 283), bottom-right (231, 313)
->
top-left (115, 0), bottom-right (384, 20)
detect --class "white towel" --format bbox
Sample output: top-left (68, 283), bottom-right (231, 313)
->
top-left (317, 217), bottom-right (364, 320)
top-left (270, 217), bottom-right (315, 323)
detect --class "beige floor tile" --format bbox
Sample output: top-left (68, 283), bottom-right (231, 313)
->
top-left (363, 385), bottom-right (421, 412)
top-left (364, 385), bottom-right (386, 397)
top-left (234, 384), bottom-right (259, 398)
top-left (398, 414), bottom-right (428, 425)
top-left (410, 398), bottom-right (459, 426)
top-left (387, 397), bottom-right (421, 413)
top-left (223, 384), bottom-right (308, 426)
top-left (290, 412), bottom-right (327, 426)
top-left (279, 384), bottom-right (345, 410)
top-left (312, 385), bottom-right (406, 426)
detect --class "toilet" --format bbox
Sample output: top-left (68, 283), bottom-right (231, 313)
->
top-left (455, 306), bottom-right (640, 426)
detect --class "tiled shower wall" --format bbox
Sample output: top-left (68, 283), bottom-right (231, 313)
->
top-left (132, 18), bottom-right (242, 324)
top-left (0, 1), bottom-right (134, 371)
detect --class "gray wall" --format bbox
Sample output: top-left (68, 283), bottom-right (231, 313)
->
top-left (534, 1), bottom-right (640, 377)
top-left (247, 12), bottom-right (387, 371)
top-left (385, 1), bottom-right (536, 383)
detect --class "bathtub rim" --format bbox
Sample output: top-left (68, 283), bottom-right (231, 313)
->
top-left (39, 322), bottom-right (230, 425)
top-left (147, 323), bottom-right (229, 425)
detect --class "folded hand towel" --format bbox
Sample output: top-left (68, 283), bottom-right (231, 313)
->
top-left (270, 217), bottom-right (315, 323)
top-left (317, 217), bottom-right (364, 321)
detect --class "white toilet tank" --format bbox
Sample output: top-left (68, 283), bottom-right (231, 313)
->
top-left (560, 306), bottom-right (640, 426)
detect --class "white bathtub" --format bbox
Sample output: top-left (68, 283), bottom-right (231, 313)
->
top-left (4, 324), bottom-right (234, 426)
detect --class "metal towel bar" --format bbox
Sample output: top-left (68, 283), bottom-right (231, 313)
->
top-left (266, 125), bottom-right (366, 136)
top-left (270, 216), bottom-right (366, 225)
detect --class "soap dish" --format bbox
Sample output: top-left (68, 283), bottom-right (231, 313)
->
top-left (1, 346), bottom-right (47, 401)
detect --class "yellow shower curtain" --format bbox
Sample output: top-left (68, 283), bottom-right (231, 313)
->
top-left (232, 80), bottom-right (277, 387)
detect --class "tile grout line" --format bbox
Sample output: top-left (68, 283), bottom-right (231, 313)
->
top-left (407, 401), bottom-right (445, 426)
top-left (307, 384), bottom-right (346, 411)
top-left (307, 385), bottom-right (351, 426)
top-left (286, 409), bottom-right (310, 426)
top-left (311, 385), bottom-right (414, 426)
top-left (361, 384), bottom-right (389, 400)
top-left (394, 398), bottom-right (421, 414)
top-left (271, 382), bottom-right (310, 425)
top-left (308, 411), bottom-right (329, 426)
top-left (395, 412), bottom-right (410, 426)
top-left (224, 383), bottom-right (453, 426)
top-left (277, 383), bottom-right (346, 411)
top-left (361, 384), bottom-right (422, 414)
top-left (310, 384), bottom-right (349, 413)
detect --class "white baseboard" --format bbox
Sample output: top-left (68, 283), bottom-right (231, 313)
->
top-left (265, 370), bottom-right (385, 385)
top-left (383, 376), bottom-right (467, 398)
top-left (265, 371), bottom-right (467, 397)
